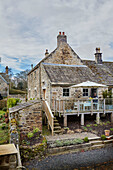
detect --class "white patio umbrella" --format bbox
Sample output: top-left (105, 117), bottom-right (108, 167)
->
top-left (71, 81), bottom-right (107, 88)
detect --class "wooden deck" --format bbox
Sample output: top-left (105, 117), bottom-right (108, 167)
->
top-left (50, 98), bottom-right (113, 116)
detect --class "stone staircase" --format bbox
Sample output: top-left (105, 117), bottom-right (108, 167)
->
top-left (89, 137), bottom-right (105, 149)
top-left (53, 116), bottom-right (62, 135)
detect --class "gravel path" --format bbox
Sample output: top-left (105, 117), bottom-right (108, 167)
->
top-left (24, 146), bottom-right (113, 170)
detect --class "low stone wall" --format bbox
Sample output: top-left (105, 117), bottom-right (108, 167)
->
top-left (19, 102), bottom-right (42, 140)
top-left (47, 141), bottom-right (113, 155)
top-left (0, 99), bottom-right (7, 109)
top-left (20, 141), bottom-right (47, 161)
top-left (9, 100), bottom-right (42, 144)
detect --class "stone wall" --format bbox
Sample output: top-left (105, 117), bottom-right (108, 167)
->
top-left (9, 101), bottom-right (42, 144)
top-left (43, 43), bottom-right (82, 65)
top-left (27, 40), bottom-right (83, 100)
top-left (0, 77), bottom-right (9, 97)
top-left (28, 67), bottom-right (40, 99)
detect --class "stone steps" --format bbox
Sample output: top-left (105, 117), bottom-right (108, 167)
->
top-left (91, 144), bottom-right (105, 149)
top-left (54, 126), bottom-right (61, 130)
top-left (88, 137), bottom-right (101, 141)
top-left (53, 130), bottom-right (62, 134)
top-left (90, 140), bottom-right (103, 145)
top-left (54, 122), bottom-right (59, 126)
top-left (53, 116), bottom-right (62, 135)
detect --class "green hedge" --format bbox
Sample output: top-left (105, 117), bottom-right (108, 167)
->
top-left (7, 98), bottom-right (20, 108)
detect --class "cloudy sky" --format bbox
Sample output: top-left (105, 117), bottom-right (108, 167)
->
top-left (0, 0), bottom-right (113, 74)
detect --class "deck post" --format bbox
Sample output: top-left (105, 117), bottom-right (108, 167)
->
top-left (111, 112), bottom-right (113, 123)
top-left (64, 115), bottom-right (67, 127)
top-left (81, 114), bottom-right (84, 126)
top-left (104, 99), bottom-right (105, 114)
top-left (91, 99), bottom-right (93, 115)
top-left (77, 100), bottom-right (79, 116)
top-left (96, 112), bottom-right (100, 124)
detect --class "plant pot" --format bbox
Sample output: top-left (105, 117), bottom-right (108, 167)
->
top-left (104, 130), bottom-right (110, 136)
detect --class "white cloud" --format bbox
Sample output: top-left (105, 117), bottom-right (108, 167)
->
top-left (0, 0), bottom-right (113, 72)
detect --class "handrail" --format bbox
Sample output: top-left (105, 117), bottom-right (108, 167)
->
top-left (51, 98), bottom-right (113, 115)
top-left (43, 100), bottom-right (54, 136)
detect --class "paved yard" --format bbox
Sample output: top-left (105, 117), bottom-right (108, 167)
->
top-left (46, 132), bottom-right (98, 142)
top-left (24, 146), bottom-right (113, 170)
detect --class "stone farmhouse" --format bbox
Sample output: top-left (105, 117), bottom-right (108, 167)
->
top-left (0, 66), bottom-right (9, 97)
top-left (28, 32), bottom-right (113, 134)
top-left (28, 32), bottom-right (113, 102)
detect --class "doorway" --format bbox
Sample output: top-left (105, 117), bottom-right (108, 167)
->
top-left (91, 88), bottom-right (97, 98)
top-left (43, 89), bottom-right (46, 99)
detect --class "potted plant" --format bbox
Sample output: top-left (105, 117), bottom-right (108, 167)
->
top-left (104, 130), bottom-right (110, 136)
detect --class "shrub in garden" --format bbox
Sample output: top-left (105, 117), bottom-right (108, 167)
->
top-left (86, 124), bottom-right (91, 127)
top-left (110, 128), bottom-right (113, 131)
top-left (94, 124), bottom-right (97, 127)
top-left (63, 140), bottom-right (71, 146)
top-left (84, 137), bottom-right (89, 142)
top-left (101, 135), bottom-right (106, 140)
top-left (83, 126), bottom-right (88, 131)
top-left (55, 140), bottom-right (63, 147)
top-left (75, 138), bottom-right (83, 144)
top-left (72, 138), bottom-right (83, 144)
top-left (27, 132), bottom-right (34, 138)
top-left (7, 98), bottom-right (20, 108)
top-left (33, 127), bottom-right (40, 134)
top-left (106, 121), bottom-right (110, 124)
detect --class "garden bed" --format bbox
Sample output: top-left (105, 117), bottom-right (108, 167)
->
top-left (0, 110), bottom-right (9, 144)
top-left (58, 114), bottom-right (113, 137)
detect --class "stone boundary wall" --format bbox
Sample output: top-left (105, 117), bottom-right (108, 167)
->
top-left (47, 142), bottom-right (113, 155)
top-left (9, 100), bottom-right (42, 145)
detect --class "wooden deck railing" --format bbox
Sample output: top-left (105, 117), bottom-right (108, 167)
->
top-left (42, 100), bottom-right (54, 136)
top-left (50, 98), bottom-right (113, 115)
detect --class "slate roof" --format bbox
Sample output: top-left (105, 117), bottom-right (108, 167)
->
top-left (43, 63), bottom-right (97, 85)
top-left (82, 60), bottom-right (113, 85)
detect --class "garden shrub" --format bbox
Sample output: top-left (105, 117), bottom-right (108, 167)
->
top-left (63, 140), bottom-right (71, 146)
top-left (75, 138), bottom-right (83, 144)
top-left (110, 128), bottom-right (113, 131)
top-left (7, 98), bottom-right (20, 108)
top-left (33, 127), bottom-right (40, 134)
top-left (106, 121), bottom-right (110, 124)
top-left (55, 140), bottom-right (63, 147)
top-left (86, 124), bottom-right (91, 127)
top-left (101, 135), bottom-right (106, 140)
top-left (94, 124), bottom-right (97, 127)
top-left (27, 132), bottom-right (34, 138)
top-left (89, 128), bottom-right (92, 131)
top-left (84, 137), bottom-right (89, 142)
top-left (0, 115), bottom-right (3, 119)
top-left (83, 126), bottom-right (88, 131)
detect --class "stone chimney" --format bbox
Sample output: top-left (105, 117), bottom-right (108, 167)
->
top-left (95, 48), bottom-right (102, 64)
top-left (31, 64), bottom-right (33, 70)
top-left (5, 66), bottom-right (8, 74)
top-left (57, 32), bottom-right (67, 47)
top-left (45, 49), bottom-right (49, 57)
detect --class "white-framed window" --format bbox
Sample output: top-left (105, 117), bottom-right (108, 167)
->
top-left (63, 88), bottom-right (70, 97)
top-left (83, 88), bottom-right (88, 96)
